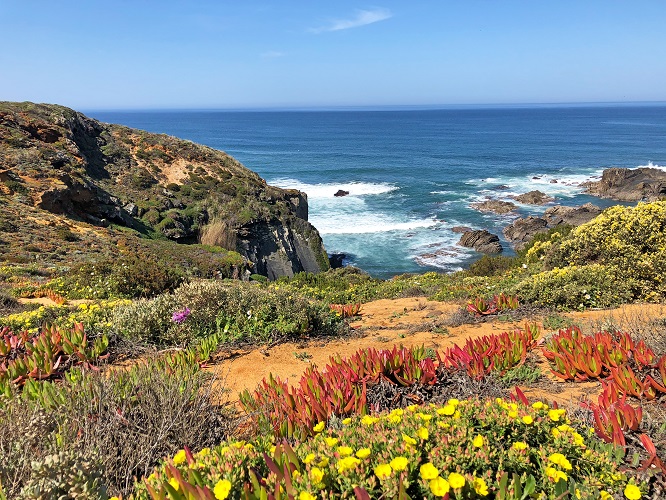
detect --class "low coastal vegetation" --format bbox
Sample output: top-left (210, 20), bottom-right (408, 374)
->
top-left (2, 102), bottom-right (666, 498)
top-left (1, 201), bottom-right (666, 498)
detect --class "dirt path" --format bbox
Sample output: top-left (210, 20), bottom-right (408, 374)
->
top-left (207, 299), bottom-right (666, 405)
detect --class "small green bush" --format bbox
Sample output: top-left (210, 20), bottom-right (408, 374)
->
top-left (112, 279), bottom-right (342, 346)
top-left (512, 264), bottom-right (634, 310)
top-left (465, 255), bottom-right (520, 277)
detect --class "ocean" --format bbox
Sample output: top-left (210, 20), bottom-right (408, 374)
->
top-left (88, 105), bottom-right (666, 278)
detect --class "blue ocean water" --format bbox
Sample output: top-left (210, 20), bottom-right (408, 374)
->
top-left (89, 105), bottom-right (666, 278)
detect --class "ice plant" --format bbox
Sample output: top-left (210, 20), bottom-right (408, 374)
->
top-left (171, 307), bottom-right (191, 324)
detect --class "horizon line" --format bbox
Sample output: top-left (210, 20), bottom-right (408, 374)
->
top-left (82, 100), bottom-right (666, 114)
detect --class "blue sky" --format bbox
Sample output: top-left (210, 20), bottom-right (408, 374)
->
top-left (1, 1), bottom-right (665, 109)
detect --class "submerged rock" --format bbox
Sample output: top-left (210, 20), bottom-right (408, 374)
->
top-left (470, 200), bottom-right (517, 214)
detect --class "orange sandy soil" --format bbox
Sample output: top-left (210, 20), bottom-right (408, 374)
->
top-left (206, 298), bottom-right (666, 407)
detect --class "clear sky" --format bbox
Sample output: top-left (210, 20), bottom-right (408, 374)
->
top-left (1, 1), bottom-right (665, 110)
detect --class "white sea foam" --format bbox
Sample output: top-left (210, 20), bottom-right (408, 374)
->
top-left (637, 161), bottom-right (666, 171)
top-left (270, 178), bottom-right (398, 198)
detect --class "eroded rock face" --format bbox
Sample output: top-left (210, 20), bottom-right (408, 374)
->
top-left (458, 230), bottom-right (503, 254)
top-left (238, 218), bottom-right (329, 280)
top-left (583, 167), bottom-right (666, 201)
top-left (470, 200), bottom-right (517, 214)
top-left (511, 190), bottom-right (554, 205)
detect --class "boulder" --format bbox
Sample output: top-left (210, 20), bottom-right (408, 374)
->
top-left (458, 230), bottom-right (503, 254)
top-left (503, 217), bottom-right (549, 245)
top-left (583, 167), bottom-right (666, 201)
top-left (329, 253), bottom-right (346, 269)
top-left (451, 226), bottom-right (473, 233)
top-left (543, 203), bottom-right (601, 226)
top-left (470, 200), bottom-right (517, 214)
top-left (511, 190), bottom-right (554, 205)
top-left (334, 189), bottom-right (350, 197)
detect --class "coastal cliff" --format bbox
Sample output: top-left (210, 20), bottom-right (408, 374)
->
top-left (0, 101), bottom-right (329, 278)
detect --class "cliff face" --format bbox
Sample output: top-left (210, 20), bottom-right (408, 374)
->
top-left (0, 101), bottom-right (329, 278)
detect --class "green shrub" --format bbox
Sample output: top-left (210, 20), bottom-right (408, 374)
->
top-left (512, 264), bottom-right (634, 310)
top-left (0, 356), bottom-right (234, 498)
top-left (465, 255), bottom-right (520, 277)
top-left (112, 279), bottom-right (342, 346)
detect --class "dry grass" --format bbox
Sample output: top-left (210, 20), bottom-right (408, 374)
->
top-left (199, 218), bottom-right (238, 251)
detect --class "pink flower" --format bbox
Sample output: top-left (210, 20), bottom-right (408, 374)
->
top-left (172, 307), bottom-right (191, 324)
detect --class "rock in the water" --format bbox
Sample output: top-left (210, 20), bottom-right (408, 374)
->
top-left (329, 253), bottom-right (347, 269)
top-left (550, 179), bottom-right (558, 184)
top-left (511, 190), bottom-right (554, 205)
top-left (334, 190), bottom-right (350, 197)
top-left (503, 217), bottom-right (549, 245)
top-left (470, 200), bottom-right (517, 214)
top-left (458, 230), bottom-right (503, 254)
top-left (543, 203), bottom-right (601, 226)
top-left (583, 167), bottom-right (666, 201)
top-left (451, 226), bottom-right (473, 234)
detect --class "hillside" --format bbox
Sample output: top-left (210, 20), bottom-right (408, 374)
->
top-left (0, 101), bottom-right (329, 278)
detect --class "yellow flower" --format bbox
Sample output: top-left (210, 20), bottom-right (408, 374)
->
top-left (402, 433), bottom-right (417, 445)
top-left (337, 456), bottom-right (361, 473)
top-left (418, 412), bottom-right (433, 422)
top-left (299, 492), bottom-right (316, 500)
top-left (356, 448), bottom-right (371, 459)
top-left (551, 428), bottom-right (561, 438)
top-left (448, 398), bottom-right (460, 406)
top-left (532, 401), bottom-right (544, 410)
top-left (429, 477), bottom-right (450, 497)
top-left (473, 477), bottom-right (489, 496)
top-left (313, 421), bottom-right (325, 432)
top-left (549, 409), bottom-right (566, 422)
top-left (508, 410), bottom-right (519, 419)
top-left (420, 462), bottom-right (440, 480)
top-left (324, 437), bottom-right (339, 447)
top-left (624, 484), bottom-right (642, 499)
top-left (545, 467), bottom-right (567, 482)
top-left (303, 453), bottom-right (315, 464)
top-left (318, 457), bottom-right (329, 467)
top-left (173, 449), bottom-right (187, 465)
top-left (342, 418), bottom-right (352, 425)
top-left (548, 453), bottom-right (572, 470)
top-left (436, 421), bottom-right (450, 429)
top-left (600, 491), bottom-right (612, 500)
top-left (438, 404), bottom-right (456, 416)
top-left (448, 472), bottom-right (466, 489)
top-left (310, 467), bottom-right (324, 484)
top-left (522, 415), bottom-right (534, 425)
top-left (388, 414), bottom-right (402, 424)
top-left (390, 456), bottom-right (409, 472)
top-left (473, 435), bottom-right (484, 448)
top-left (375, 463), bottom-right (392, 480)
top-left (168, 477), bottom-right (180, 491)
top-left (391, 408), bottom-right (405, 416)
top-left (197, 448), bottom-right (211, 458)
top-left (512, 441), bottom-right (528, 451)
top-left (362, 415), bottom-right (379, 425)
top-left (337, 446), bottom-right (353, 456)
top-left (417, 427), bottom-right (429, 440)
top-left (214, 479), bottom-right (232, 500)
top-left (406, 404), bottom-right (418, 411)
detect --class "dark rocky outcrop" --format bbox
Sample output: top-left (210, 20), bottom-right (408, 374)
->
top-left (0, 101), bottom-right (329, 278)
top-left (470, 200), bottom-right (517, 214)
top-left (334, 190), bottom-right (349, 197)
top-left (543, 203), bottom-right (601, 227)
top-left (458, 230), bottom-right (503, 254)
top-left (328, 253), bottom-right (347, 269)
top-left (510, 190), bottom-right (554, 205)
top-left (451, 226), bottom-right (472, 234)
top-left (503, 203), bottom-right (602, 250)
top-left (583, 167), bottom-right (666, 201)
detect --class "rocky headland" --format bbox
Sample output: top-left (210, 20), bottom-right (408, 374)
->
top-left (0, 102), bottom-right (329, 278)
top-left (583, 167), bottom-right (666, 201)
